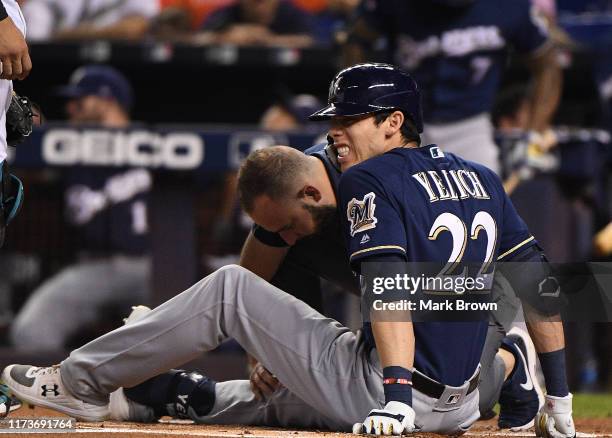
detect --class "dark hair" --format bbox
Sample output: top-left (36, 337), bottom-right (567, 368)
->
top-left (374, 110), bottom-right (421, 146)
top-left (492, 85), bottom-right (529, 127)
top-left (238, 146), bottom-right (309, 212)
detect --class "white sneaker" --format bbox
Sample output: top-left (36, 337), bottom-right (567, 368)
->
top-left (109, 305), bottom-right (156, 423)
top-left (1, 365), bottom-right (108, 421)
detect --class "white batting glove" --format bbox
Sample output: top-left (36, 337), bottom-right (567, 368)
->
top-left (535, 393), bottom-right (576, 438)
top-left (353, 401), bottom-right (416, 436)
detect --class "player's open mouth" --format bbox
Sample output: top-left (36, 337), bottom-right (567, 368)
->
top-left (336, 145), bottom-right (350, 160)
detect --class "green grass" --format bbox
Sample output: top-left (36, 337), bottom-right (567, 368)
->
top-left (573, 393), bottom-right (612, 418)
top-left (491, 393), bottom-right (612, 418)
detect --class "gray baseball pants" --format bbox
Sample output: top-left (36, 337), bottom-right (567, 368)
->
top-left (423, 113), bottom-right (500, 175)
top-left (61, 265), bottom-right (480, 434)
top-left (11, 256), bottom-right (150, 350)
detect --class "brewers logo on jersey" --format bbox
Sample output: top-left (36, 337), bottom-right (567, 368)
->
top-left (347, 192), bottom-right (377, 237)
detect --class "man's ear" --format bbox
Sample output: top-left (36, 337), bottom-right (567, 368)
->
top-left (300, 185), bottom-right (322, 202)
top-left (386, 110), bottom-right (404, 137)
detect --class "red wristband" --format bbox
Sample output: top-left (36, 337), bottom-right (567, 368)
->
top-left (383, 378), bottom-right (412, 385)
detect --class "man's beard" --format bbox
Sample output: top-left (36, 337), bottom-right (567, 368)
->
top-left (302, 204), bottom-right (339, 235)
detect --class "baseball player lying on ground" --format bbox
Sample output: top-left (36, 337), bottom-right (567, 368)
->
top-left (2, 64), bottom-right (574, 437)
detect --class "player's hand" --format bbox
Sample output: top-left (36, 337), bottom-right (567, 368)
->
top-left (353, 401), bottom-right (416, 435)
top-left (528, 129), bottom-right (558, 154)
top-left (0, 17), bottom-right (31, 80)
top-left (593, 222), bottom-right (612, 256)
top-left (535, 393), bottom-right (576, 438)
top-left (249, 362), bottom-right (282, 400)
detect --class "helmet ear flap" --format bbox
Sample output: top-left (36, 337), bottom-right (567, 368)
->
top-left (372, 90), bottom-right (423, 133)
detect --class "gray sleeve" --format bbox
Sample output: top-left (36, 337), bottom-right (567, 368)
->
top-left (22, 0), bottom-right (54, 41)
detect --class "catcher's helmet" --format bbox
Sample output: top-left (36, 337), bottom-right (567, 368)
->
top-left (309, 63), bottom-right (423, 133)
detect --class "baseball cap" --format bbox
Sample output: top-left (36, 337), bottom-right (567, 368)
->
top-left (283, 94), bottom-right (323, 125)
top-left (56, 65), bottom-right (134, 110)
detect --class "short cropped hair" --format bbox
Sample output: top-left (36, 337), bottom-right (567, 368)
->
top-left (238, 146), bottom-right (309, 212)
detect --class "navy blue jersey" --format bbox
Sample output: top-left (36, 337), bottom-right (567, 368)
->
top-left (339, 144), bottom-right (536, 385)
top-left (357, 0), bottom-right (550, 122)
top-left (64, 168), bottom-right (151, 255)
top-left (253, 144), bottom-right (359, 294)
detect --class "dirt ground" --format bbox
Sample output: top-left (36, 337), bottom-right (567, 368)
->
top-left (2, 406), bottom-right (610, 438)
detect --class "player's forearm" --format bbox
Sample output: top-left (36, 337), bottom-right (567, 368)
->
top-left (526, 317), bottom-right (570, 396)
top-left (525, 317), bottom-right (565, 353)
top-left (371, 320), bottom-right (414, 370)
top-left (264, 34), bottom-right (314, 48)
top-left (55, 16), bottom-right (150, 41)
top-left (239, 231), bottom-right (289, 281)
top-left (527, 48), bottom-right (562, 132)
top-left (372, 319), bottom-right (415, 406)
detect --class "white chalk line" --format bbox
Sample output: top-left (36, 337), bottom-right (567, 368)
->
top-left (467, 433), bottom-right (599, 438)
top-left (72, 427), bottom-right (602, 437)
top-left (75, 429), bottom-right (281, 436)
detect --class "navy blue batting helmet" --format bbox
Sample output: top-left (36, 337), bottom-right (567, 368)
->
top-left (309, 63), bottom-right (423, 133)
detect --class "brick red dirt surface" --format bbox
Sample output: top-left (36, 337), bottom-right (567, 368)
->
top-left (3, 406), bottom-right (610, 438)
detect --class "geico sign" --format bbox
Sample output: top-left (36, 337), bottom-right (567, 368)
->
top-left (42, 129), bottom-right (204, 169)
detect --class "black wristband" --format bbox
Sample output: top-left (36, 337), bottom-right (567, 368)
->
top-left (383, 366), bottom-right (413, 406)
top-left (538, 349), bottom-right (569, 397)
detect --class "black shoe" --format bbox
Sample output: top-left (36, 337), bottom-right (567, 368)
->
top-left (498, 328), bottom-right (544, 430)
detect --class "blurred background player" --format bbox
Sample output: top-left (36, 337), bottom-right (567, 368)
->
top-left (157, 0), bottom-right (233, 34)
top-left (193, 0), bottom-right (315, 47)
top-left (492, 85), bottom-right (533, 194)
top-left (260, 92), bottom-right (325, 132)
top-left (294, 0), bottom-right (360, 46)
top-left (22, 0), bottom-right (159, 42)
top-left (10, 65), bottom-right (152, 351)
top-left (154, 0), bottom-right (358, 46)
top-left (342, 0), bottom-right (562, 175)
